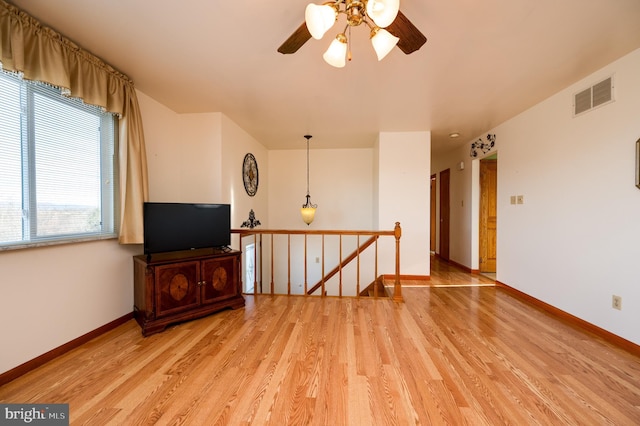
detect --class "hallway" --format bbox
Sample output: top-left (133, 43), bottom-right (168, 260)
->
top-left (399, 255), bottom-right (497, 287)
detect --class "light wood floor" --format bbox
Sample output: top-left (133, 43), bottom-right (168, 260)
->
top-left (1, 259), bottom-right (639, 425)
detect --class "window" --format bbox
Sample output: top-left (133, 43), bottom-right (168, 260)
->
top-left (0, 70), bottom-right (117, 248)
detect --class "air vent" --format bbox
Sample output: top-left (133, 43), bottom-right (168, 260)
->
top-left (592, 77), bottom-right (613, 107)
top-left (573, 76), bottom-right (614, 116)
top-left (574, 88), bottom-right (592, 115)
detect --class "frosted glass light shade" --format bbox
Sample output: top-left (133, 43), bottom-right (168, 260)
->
top-left (305, 3), bottom-right (337, 39)
top-left (323, 34), bottom-right (348, 67)
top-left (371, 28), bottom-right (399, 60)
top-left (366, 0), bottom-right (400, 28)
top-left (301, 207), bottom-right (316, 225)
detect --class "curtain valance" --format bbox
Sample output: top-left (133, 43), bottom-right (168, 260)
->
top-left (0, 0), bottom-right (148, 244)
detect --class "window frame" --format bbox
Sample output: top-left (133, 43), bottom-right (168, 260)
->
top-left (0, 70), bottom-right (119, 250)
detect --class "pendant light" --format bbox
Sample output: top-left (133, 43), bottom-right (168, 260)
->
top-left (301, 135), bottom-right (317, 225)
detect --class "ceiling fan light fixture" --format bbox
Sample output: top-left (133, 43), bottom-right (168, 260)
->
top-left (323, 33), bottom-right (348, 67)
top-left (305, 3), bottom-right (338, 39)
top-left (370, 27), bottom-right (399, 60)
top-left (278, 0), bottom-right (426, 65)
top-left (366, 0), bottom-right (400, 28)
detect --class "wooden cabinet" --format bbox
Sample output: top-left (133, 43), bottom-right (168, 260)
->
top-left (133, 248), bottom-right (244, 336)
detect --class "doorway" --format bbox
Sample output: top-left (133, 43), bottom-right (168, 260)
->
top-left (439, 169), bottom-right (450, 261)
top-left (430, 174), bottom-right (437, 253)
top-left (479, 156), bottom-right (497, 273)
top-left (244, 243), bottom-right (256, 293)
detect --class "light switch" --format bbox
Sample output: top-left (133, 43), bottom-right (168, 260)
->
top-left (517, 195), bottom-right (524, 204)
top-left (510, 195), bottom-right (516, 205)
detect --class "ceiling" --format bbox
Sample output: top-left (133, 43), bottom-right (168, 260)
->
top-left (8, 0), bottom-right (640, 155)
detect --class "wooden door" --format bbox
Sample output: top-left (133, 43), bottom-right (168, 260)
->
top-left (479, 159), bottom-right (497, 272)
top-left (430, 174), bottom-right (437, 252)
top-left (439, 169), bottom-right (450, 261)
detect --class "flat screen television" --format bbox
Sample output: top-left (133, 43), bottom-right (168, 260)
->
top-left (143, 202), bottom-right (231, 255)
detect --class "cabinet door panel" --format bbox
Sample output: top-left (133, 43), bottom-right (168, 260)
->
top-left (201, 257), bottom-right (238, 304)
top-left (156, 261), bottom-right (200, 317)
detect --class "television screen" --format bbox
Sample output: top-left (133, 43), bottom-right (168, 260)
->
top-left (143, 203), bottom-right (231, 254)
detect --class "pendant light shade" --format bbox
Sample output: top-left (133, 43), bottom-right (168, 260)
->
top-left (370, 27), bottom-right (399, 60)
top-left (323, 33), bottom-right (348, 67)
top-left (301, 135), bottom-right (317, 225)
top-left (301, 202), bottom-right (317, 225)
top-left (366, 0), bottom-right (400, 28)
top-left (305, 3), bottom-right (337, 39)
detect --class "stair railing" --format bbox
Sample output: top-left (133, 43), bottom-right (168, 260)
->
top-left (232, 222), bottom-right (402, 301)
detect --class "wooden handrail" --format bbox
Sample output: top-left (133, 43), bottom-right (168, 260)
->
top-left (232, 222), bottom-right (402, 301)
top-left (234, 229), bottom-right (396, 236)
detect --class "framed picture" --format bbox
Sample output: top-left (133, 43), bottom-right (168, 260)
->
top-left (637, 138), bottom-right (640, 189)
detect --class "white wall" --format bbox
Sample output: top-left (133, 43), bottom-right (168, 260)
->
top-left (221, 114), bottom-right (268, 231)
top-left (433, 48), bottom-right (640, 345)
top-left (377, 132), bottom-right (431, 276)
top-left (265, 137), bottom-right (432, 293)
top-left (268, 148), bottom-right (374, 230)
top-left (141, 92), bottom-right (268, 241)
top-left (177, 114), bottom-right (223, 203)
top-left (497, 48), bottom-right (640, 344)
top-left (0, 240), bottom-right (139, 374)
top-left (267, 148), bottom-right (376, 295)
top-left (141, 91), bottom-right (223, 203)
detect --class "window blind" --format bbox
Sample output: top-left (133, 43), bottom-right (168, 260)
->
top-left (0, 70), bottom-right (116, 247)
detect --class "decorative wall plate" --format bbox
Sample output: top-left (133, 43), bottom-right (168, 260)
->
top-left (243, 153), bottom-right (258, 196)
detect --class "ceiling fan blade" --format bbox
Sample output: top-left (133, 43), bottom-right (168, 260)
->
top-left (278, 22), bottom-right (312, 54)
top-left (386, 10), bottom-right (427, 54)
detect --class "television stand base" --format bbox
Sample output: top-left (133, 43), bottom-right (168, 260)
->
top-left (133, 249), bottom-right (244, 336)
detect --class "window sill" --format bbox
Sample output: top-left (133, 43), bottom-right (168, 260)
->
top-left (0, 234), bottom-right (118, 252)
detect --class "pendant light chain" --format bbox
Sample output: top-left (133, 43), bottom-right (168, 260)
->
top-left (306, 136), bottom-right (311, 196)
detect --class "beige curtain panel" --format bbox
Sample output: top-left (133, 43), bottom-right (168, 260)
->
top-left (0, 0), bottom-right (148, 244)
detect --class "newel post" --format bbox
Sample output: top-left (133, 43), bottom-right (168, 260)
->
top-left (393, 222), bottom-right (403, 302)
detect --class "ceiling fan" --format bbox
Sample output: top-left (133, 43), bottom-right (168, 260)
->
top-left (278, 0), bottom-right (427, 67)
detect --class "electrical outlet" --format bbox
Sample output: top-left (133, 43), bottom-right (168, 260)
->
top-left (612, 295), bottom-right (622, 310)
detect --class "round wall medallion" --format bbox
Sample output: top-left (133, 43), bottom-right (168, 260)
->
top-left (169, 274), bottom-right (189, 301)
top-left (242, 153), bottom-right (258, 196)
top-left (212, 266), bottom-right (228, 291)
